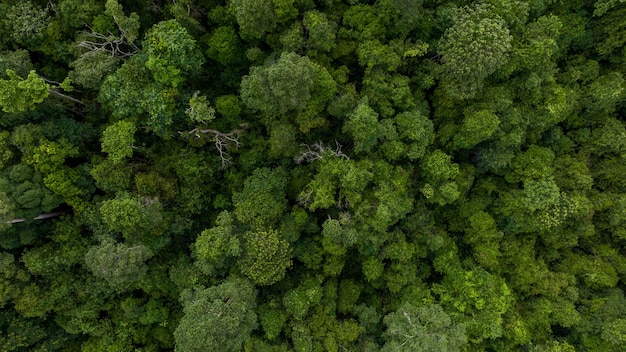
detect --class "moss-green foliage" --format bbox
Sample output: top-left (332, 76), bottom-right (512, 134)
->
top-left (1, 0), bottom-right (626, 350)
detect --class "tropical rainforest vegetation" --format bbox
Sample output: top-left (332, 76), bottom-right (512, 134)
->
top-left (1, 0), bottom-right (626, 350)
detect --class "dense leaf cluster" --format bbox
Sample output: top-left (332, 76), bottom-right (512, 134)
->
top-left (1, 0), bottom-right (626, 351)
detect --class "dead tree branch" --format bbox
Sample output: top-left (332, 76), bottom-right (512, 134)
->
top-left (179, 124), bottom-right (247, 168)
top-left (294, 140), bottom-right (349, 164)
top-left (77, 28), bottom-right (139, 58)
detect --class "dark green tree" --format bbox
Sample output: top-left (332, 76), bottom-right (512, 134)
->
top-left (174, 277), bottom-right (258, 352)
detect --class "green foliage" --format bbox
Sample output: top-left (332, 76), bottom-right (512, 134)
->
top-left (0, 50), bottom-right (33, 79)
top-left (0, 131), bottom-right (13, 170)
top-left (343, 100), bottom-right (383, 154)
top-left (452, 110), bottom-right (500, 149)
top-left (104, 0), bottom-right (140, 43)
top-left (206, 26), bottom-right (246, 66)
top-left (144, 20), bottom-right (205, 87)
top-left (241, 52), bottom-right (314, 116)
top-left (193, 211), bottom-right (240, 275)
top-left (3, 1), bottom-right (49, 47)
top-left (434, 268), bottom-right (512, 342)
top-left (233, 167), bottom-right (288, 227)
top-left (382, 303), bottom-right (467, 351)
top-left (69, 51), bottom-right (120, 90)
top-left (394, 109), bottom-right (434, 160)
top-left (240, 51), bottom-right (336, 131)
top-left (0, 164), bottom-right (62, 219)
top-left (90, 158), bottom-right (132, 193)
top-left (101, 120), bottom-right (136, 163)
top-left (215, 95), bottom-right (242, 119)
top-left (284, 276), bottom-right (324, 320)
top-left (420, 150), bottom-right (460, 205)
top-left (239, 228), bottom-right (292, 285)
top-left (438, 4), bottom-right (513, 99)
top-left (303, 11), bottom-right (338, 52)
top-left (185, 92), bottom-right (216, 124)
top-left (84, 240), bottom-right (154, 288)
top-left (99, 192), bottom-right (146, 236)
top-left (99, 54), bottom-right (179, 137)
top-left (175, 277), bottom-right (258, 352)
top-left (0, 70), bottom-right (49, 114)
top-left (1, 1), bottom-right (626, 351)
top-left (229, 0), bottom-right (278, 40)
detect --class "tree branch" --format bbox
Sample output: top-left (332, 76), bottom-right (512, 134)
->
top-left (179, 124), bottom-right (247, 168)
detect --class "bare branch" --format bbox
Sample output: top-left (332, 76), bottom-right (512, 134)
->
top-left (49, 89), bottom-right (84, 105)
top-left (7, 211), bottom-right (66, 224)
top-left (77, 28), bottom-right (139, 58)
top-left (76, 17), bottom-right (140, 59)
top-left (294, 140), bottom-right (349, 164)
top-left (178, 124), bottom-right (247, 168)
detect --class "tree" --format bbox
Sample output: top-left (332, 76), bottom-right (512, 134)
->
top-left (69, 0), bottom-right (139, 89)
top-left (101, 120), bottom-right (136, 163)
top-left (303, 11), bottom-right (338, 52)
top-left (206, 26), bottom-right (246, 66)
top-left (98, 54), bottom-right (179, 137)
top-left (0, 164), bottom-right (62, 221)
top-left (228, 0), bottom-right (278, 40)
top-left (240, 51), bottom-right (336, 131)
top-left (438, 4), bottom-right (513, 100)
top-left (143, 20), bottom-right (204, 87)
top-left (283, 275), bottom-right (324, 320)
top-left (241, 52), bottom-right (314, 116)
top-left (69, 50), bottom-right (120, 90)
top-left (3, 1), bottom-right (49, 47)
top-left (99, 192), bottom-right (146, 237)
top-left (90, 158), bottom-right (133, 193)
top-left (238, 228), bottom-right (292, 286)
top-left (174, 277), bottom-right (258, 352)
top-left (420, 150), bottom-right (460, 205)
top-left (179, 92), bottom-right (246, 167)
top-left (193, 211), bottom-right (240, 276)
top-left (74, 0), bottom-right (140, 59)
top-left (84, 240), bottom-right (154, 289)
top-left (382, 303), bottom-right (467, 352)
top-left (232, 167), bottom-right (288, 227)
top-left (433, 268), bottom-right (513, 342)
top-left (0, 194), bottom-right (14, 232)
top-left (394, 109), bottom-right (435, 160)
top-left (0, 70), bottom-right (49, 114)
top-left (343, 100), bottom-right (383, 154)
top-left (452, 110), bottom-right (501, 149)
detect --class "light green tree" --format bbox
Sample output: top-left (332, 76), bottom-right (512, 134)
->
top-left (101, 120), bottom-right (136, 163)
top-left (382, 303), bottom-right (467, 352)
top-left (438, 4), bottom-right (513, 100)
top-left (0, 70), bottom-right (49, 114)
top-left (193, 211), bottom-right (240, 276)
top-left (238, 228), bottom-right (292, 286)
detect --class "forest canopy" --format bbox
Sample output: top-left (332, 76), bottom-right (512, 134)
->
top-left (1, 0), bottom-right (626, 351)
